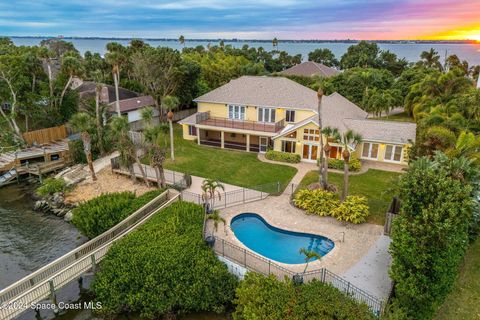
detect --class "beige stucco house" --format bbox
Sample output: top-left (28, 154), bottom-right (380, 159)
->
top-left (179, 76), bottom-right (416, 165)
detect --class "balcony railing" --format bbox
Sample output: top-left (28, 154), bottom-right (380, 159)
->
top-left (196, 112), bottom-right (285, 133)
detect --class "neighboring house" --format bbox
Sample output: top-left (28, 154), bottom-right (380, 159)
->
top-left (75, 80), bottom-right (156, 123)
top-left (279, 61), bottom-right (340, 78)
top-left (179, 76), bottom-right (415, 165)
top-left (108, 95), bottom-right (157, 123)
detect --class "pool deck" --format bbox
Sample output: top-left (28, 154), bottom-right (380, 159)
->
top-left (207, 193), bottom-right (392, 299)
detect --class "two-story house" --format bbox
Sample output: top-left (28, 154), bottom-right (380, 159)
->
top-left (179, 76), bottom-right (416, 165)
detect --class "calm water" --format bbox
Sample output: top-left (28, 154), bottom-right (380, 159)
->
top-left (231, 213), bottom-right (334, 264)
top-left (10, 37), bottom-right (480, 65)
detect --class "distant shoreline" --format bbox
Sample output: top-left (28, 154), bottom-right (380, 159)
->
top-left (3, 36), bottom-right (478, 45)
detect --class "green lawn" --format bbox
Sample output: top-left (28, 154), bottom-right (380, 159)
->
top-left (150, 125), bottom-right (297, 193)
top-left (372, 111), bottom-right (415, 123)
top-left (297, 169), bottom-right (402, 225)
top-left (434, 238), bottom-right (480, 320)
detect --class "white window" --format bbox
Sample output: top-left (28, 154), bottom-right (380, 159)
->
top-left (258, 107), bottom-right (276, 123)
top-left (384, 145), bottom-right (403, 162)
top-left (303, 129), bottom-right (319, 141)
top-left (188, 125), bottom-right (197, 136)
top-left (362, 142), bottom-right (379, 159)
top-left (228, 105), bottom-right (245, 120)
top-left (281, 140), bottom-right (296, 153)
top-left (286, 110), bottom-right (295, 122)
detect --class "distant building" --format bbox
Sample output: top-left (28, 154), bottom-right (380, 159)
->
top-left (279, 61), bottom-right (340, 78)
top-left (109, 95), bottom-right (157, 123)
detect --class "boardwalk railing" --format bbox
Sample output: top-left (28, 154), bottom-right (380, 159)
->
top-left (213, 236), bottom-right (385, 316)
top-left (181, 186), bottom-right (268, 210)
top-left (0, 190), bottom-right (178, 320)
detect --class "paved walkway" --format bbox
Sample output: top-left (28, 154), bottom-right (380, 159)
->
top-left (342, 235), bottom-right (393, 299)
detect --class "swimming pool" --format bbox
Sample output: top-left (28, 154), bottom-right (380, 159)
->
top-left (230, 213), bottom-right (334, 264)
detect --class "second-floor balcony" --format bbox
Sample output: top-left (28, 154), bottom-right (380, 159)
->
top-left (196, 112), bottom-right (285, 133)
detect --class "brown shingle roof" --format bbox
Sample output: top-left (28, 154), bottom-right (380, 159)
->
top-left (280, 61), bottom-right (340, 78)
top-left (109, 95), bottom-right (155, 113)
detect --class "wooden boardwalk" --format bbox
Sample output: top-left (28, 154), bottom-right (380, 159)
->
top-left (0, 190), bottom-right (179, 320)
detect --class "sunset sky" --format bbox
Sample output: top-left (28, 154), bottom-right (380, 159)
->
top-left (1, 0), bottom-right (480, 40)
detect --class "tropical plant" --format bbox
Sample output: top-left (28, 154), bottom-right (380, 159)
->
top-left (299, 248), bottom-right (321, 274)
top-left (321, 126), bottom-right (341, 186)
top-left (339, 130), bottom-right (362, 201)
top-left (143, 124), bottom-right (168, 188)
top-left (59, 53), bottom-right (83, 106)
top-left (36, 178), bottom-right (67, 196)
top-left (418, 48), bottom-right (443, 70)
top-left (317, 88), bottom-right (328, 190)
top-left (201, 179), bottom-right (225, 211)
top-left (265, 150), bottom-right (301, 163)
top-left (105, 42), bottom-right (125, 116)
top-left (272, 37), bottom-right (278, 51)
top-left (179, 35), bottom-right (185, 47)
top-left (332, 195), bottom-right (370, 224)
top-left (69, 112), bottom-right (97, 180)
top-left (162, 95), bottom-right (180, 161)
top-left (92, 201), bottom-right (238, 318)
top-left (207, 210), bottom-right (226, 236)
top-left (293, 189), bottom-right (339, 216)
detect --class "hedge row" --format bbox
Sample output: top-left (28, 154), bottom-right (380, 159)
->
top-left (92, 201), bottom-right (238, 318)
top-left (328, 157), bottom-right (362, 172)
top-left (72, 189), bottom-right (165, 238)
top-left (265, 150), bottom-right (301, 163)
top-left (234, 273), bottom-right (375, 320)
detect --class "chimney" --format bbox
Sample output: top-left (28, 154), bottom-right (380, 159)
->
top-left (100, 85), bottom-right (109, 104)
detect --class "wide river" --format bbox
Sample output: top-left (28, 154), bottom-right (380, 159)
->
top-left (10, 38), bottom-right (480, 65)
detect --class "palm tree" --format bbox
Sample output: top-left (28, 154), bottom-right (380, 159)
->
top-left (420, 48), bottom-right (442, 70)
top-left (339, 130), bottom-right (362, 201)
top-left (272, 37), bottom-right (279, 51)
top-left (219, 40), bottom-right (225, 49)
top-left (59, 54), bottom-right (83, 106)
top-left (162, 95), bottom-right (180, 161)
top-left (317, 88), bottom-right (328, 190)
top-left (321, 126), bottom-right (340, 186)
top-left (207, 211), bottom-right (226, 236)
top-left (140, 106), bottom-right (155, 128)
top-left (447, 131), bottom-right (480, 165)
top-left (93, 71), bottom-right (106, 155)
top-left (38, 47), bottom-right (55, 105)
top-left (179, 35), bottom-right (185, 47)
top-left (201, 179), bottom-right (225, 212)
top-left (299, 248), bottom-right (321, 275)
top-left (69, 113), bottom-right (97, 181)
top-left (143, 125), bottom-right (167, 188)
top-left (105, 43), bottom-right (125, 117)
top-left (110, 116), bottom-right (150, 186)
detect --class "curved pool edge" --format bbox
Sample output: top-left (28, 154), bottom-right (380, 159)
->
top-left (229, 212), bottom-right (335, 266)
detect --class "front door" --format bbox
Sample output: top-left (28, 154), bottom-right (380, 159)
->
top-left (302, 144), bottom-right (318, 161)
top-left (259, 137), bottom-right (268, 153)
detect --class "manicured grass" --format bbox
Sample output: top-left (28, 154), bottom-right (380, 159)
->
top-left (434, 238), bottom-right (480, 320)
top-left (297, 169), bottom-right (402, 225)
top-left (152, 125), bottom-right (297, 193)
top-left (372, 111), bottom-right (415, 123)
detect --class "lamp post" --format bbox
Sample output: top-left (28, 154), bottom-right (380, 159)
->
top-left (167, 110), bottom-right (175, 161)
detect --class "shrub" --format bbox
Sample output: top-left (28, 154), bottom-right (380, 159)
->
top-left (36, 178), bottom-right (67, 196)
top-left (92, 201), bottom-right (238, 318)
top-left (233, 273), bottom-right (375, 320)
top-left (389, 156), bottom-right (473, 319)
top-left (265, 150), bottom-right (301, 163)
top-left (332, 196), bottom-right (370, 224)
top-left (72, 189), bottom-right (164, 238)
top-left (327, 156), bottom-right (361, 172)
top-left (293, 189), bottom-right (339, 216)
top-left (68, 140), bottom-right (86, 164)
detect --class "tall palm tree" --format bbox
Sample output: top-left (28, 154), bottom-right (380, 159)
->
top-left (59, 54), bottom-right (83, 106)
top-left (317, 88), bottom-right (328, 190)
top-left (143, 125), bottom-right (167, 188)
top-left (339, 130), bottom-right (362, 201)
top-left (69, 113), bottom-right (97, 181)
top-left (321, 126), bottom-right (340, 186)
top-left (299, 248), bottom-right (321, 274)
top-left (179, 35), bottom-right (185, 47)
top-left (105, 44), bottom-right (124, 117)
top-left (420, 48), bottom-right (442, 70)
top-left (38, 47), bottom-right (55, 105)
top-left (162, 95), bottom-right (180, 161)
top-left (110, 116), bottom-right (150, 186)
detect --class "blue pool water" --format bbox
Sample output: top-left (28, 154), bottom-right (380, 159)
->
top-left (230, 213), bottom-right (334, 264)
